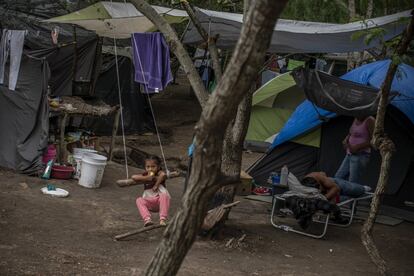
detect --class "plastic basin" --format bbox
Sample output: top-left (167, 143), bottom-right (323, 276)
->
top-left (51, 165), bottom-right (74, 180)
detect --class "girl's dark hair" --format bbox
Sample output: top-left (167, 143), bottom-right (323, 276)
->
top-left (145, 155), bottom-right (162, 166)
top-left (302, 177), bottom-right (320, 189)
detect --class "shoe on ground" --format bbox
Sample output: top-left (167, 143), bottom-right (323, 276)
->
top-left (363, 186), bottom-right (372, 193)
top-left (144, 220), bottom-right (153, 227)
top-left (159, 219), bottom-right (167, 226)
top-left (252, 186), bottom-right (271, 196)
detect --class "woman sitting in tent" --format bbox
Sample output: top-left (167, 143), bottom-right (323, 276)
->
top-left (335, 116), bottom-right (375, 183)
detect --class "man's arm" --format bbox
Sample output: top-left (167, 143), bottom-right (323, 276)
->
top-left (320, 177), bottom-right (340, 201)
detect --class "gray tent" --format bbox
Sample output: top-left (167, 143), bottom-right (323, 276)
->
top-left (183, 9), bottom-right (412, 53)
top-left (0, 55), bottom-right (50, 174)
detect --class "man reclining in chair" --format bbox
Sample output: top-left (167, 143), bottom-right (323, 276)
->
top-left (276, 172), bottom-right (371, 229)
top-left (302, 172), bottom-right (371, 203)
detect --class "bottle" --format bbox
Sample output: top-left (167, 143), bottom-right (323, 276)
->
top-left (41, 159), bottom-right (54, 179)
top-left (271, 172), bottom-right (280, 185)
top-left (280, 165), bottom-right (289, 187)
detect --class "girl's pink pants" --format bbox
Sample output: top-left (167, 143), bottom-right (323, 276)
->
top-left (136, 193), bottom-right (170, 222)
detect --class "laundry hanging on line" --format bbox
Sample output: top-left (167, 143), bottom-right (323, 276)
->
top-left (0, 29), bottom-right (26, 91)
top-left (131, 32), bottom-right (173, 93)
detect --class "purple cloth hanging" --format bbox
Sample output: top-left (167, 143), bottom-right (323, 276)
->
top-left (131, 32), bottom-right (173, 92)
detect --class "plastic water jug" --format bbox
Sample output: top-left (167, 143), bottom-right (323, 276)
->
top-left (280, 165), bottom-right (289, 186)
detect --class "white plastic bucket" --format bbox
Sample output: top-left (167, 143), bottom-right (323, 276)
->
top-left (82, 153), bottom-right (107, 164)
top-left (78, 153), bottom-right (107, 189)
top-left (73, 148), bottom-right (97, 156)
top-left (78, 158), bottom-right (107, 188)
top-left (73, 154), bottom-right (82, 179)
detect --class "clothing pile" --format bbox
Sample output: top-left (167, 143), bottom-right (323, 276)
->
top-left (283, 196), bottom-right (341, 229)
top-left (277, 172), bottom-right (346, 229)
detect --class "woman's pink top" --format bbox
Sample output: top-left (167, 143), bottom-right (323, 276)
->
top-left (347, 118), bottom-right (372, 154)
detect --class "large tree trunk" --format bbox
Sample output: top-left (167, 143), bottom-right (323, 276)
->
top-left (361, 13), bottom-right (413, 276)
top-left (181, 1), bottom-right (223, 81)
top-left (143, 1), bottom-right (288, 274)
top-left (129, 0), bottom-right (209, 108)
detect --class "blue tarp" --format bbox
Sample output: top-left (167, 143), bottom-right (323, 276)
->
top-left (271, 60), bottom-right (414, 149)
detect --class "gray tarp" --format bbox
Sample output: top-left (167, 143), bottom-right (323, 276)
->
top-left (0, 55), bottom-right (49, 174)
top-left (183, 9), bottom-right (412, 53)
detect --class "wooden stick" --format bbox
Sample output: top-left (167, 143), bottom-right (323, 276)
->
top-left (109, 108), bottom-right (121, 162)
top-left (207, 201), bottom-right (240, 213)
top-left (114, 224), bottom-right (166, 241)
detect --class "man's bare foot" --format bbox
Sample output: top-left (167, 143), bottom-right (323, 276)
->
top-left (116, 179), bottom-right (134, 187)
top-left (159, 219), bottom-right (167, 226)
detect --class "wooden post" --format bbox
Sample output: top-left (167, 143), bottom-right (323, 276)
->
top-left (59, 113), bottom-right (68, 164)
top-left (89, 36), bottom-right (103, 97)
top-left (109, 108), bottom-right (121, 161)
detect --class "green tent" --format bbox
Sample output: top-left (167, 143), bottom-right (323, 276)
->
top-left (245, 72), bottom-right (320, 152)
top-left (44, 1), bottom-right (188, 39)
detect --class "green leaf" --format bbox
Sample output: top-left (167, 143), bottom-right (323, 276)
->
top-left (364, 33), bottom-right (375, 45)
top-left (351, 30), bottom-right (368, 41)
top-left (392, 55), bottom-right (402, 66)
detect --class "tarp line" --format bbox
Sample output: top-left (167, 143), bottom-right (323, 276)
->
top-left (110, 0), bottom-right (129, 178)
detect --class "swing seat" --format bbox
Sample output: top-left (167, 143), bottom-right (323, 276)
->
top-left (270, 192), bottom-right (374, 239)
top-left (292, 68), bottom-right (397, 118)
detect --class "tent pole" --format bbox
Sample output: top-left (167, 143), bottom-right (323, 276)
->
top-left (59, 113), bottom-right (68, 163)
top-left (72, 25), bottom-right (78, 82)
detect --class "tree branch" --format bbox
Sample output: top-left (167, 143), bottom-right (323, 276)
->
top-left (114, 224), bottom-right (166, 241)
top-left (361, 12), bottom-right (413, 276)
top-left (180, 0), bottom-right (223, 81)
top-left (129, 0), bottom-right (209, 108)
top-left (372, 11), bottom-right (413, 145)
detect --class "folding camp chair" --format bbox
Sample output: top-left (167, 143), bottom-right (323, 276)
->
top-left (270, 192), bottom-right (374, 239)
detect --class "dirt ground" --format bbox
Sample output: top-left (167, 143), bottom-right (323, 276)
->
top-left (1, 77), bottom-right (414, 275)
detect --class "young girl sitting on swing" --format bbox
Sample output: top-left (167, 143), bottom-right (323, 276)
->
top-left (129, 155), bottom-right (171, 227)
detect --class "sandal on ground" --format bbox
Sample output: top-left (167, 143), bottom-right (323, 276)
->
top-left (144, 220), bottom-right (153, 227)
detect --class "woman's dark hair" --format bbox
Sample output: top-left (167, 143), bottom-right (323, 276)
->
top-left (301, 177), bottom-right (320, 189)
top-left (145, 155), bottom-right (162, 167)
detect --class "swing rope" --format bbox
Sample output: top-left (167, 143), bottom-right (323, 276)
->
top-left (109, 0), bottom-right (170, 177)
top-left (132, 37), bottom-right (170, 176)
top-left (109, 0), bottom-right (129, 178)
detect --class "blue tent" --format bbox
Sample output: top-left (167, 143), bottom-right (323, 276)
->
top-left (272, 60), bottom-right (414, 148)
top-left (249, 60), bottom-right (414, 217)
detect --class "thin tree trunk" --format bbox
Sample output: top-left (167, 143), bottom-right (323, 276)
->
top-left (361, 13), bottom-right (413, 276)
top-left (348, 0), bottom-right (356, 20)
top-left (181, 0), bottom-right (223, 81)
top-left (212, 0), bottom-right (254, 224)
top-left (366, 0), bottom-right (374, 18)
top-left (143, 1), bottom-right (288, 274)
top-left (218, 92), bottom-right (253, 206)
top-left (129, 0), bottom-right (209, 108)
